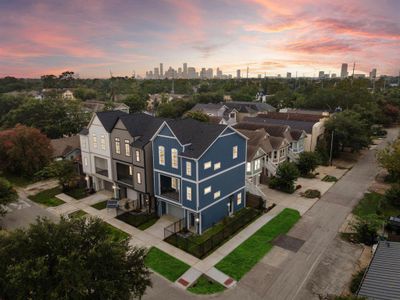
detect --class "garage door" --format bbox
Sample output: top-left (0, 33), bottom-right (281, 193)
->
top-left (127, 188), bottom-right (138, 200)
top-left (167, 203), bottom-right (184, 219)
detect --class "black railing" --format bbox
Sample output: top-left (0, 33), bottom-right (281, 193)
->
top-left (164, 218), bottom-right (186, 239)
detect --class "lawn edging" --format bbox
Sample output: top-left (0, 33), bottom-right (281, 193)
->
top-left (215, 208), bottom-right (300, 281)
top-left (28, 186), bottom-right (65, 207)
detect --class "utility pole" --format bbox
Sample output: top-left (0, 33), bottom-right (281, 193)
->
top-left (351, 62), bottom-right (355, 86)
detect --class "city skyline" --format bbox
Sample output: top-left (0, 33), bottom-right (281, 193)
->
top-left (0, 0), bottom-right (399, 78)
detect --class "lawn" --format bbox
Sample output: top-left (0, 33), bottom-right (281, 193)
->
top-left (144, 247), bottom-right (190, 282)
top-left (91, 200), bottom-right (108, 210)
top-left (104, 223), bottom-right (130, 242)
top-left (353, 192), bottom-right (400, 218)
top-left (215, 208), bottom-right (300, 281)
top-left (116, 212), bottom-right (159, 230)
top-left (28, 187), bottom-right (65, 207)
top-left (68, 210), bottom-right (87, 219)
top-left (64, 187), bottom-right (87, 200)
top-left (187, 275), bottom-right (225, 295)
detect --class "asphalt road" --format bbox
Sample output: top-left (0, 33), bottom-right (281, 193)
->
top-left (143, 127), bottom-right (398, 300)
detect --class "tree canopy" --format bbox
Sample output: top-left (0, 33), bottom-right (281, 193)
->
top-left (0, 177), bottom-right (17, 217)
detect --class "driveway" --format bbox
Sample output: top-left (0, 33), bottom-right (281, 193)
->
top-left (143, 127), bottom-right (398, 300)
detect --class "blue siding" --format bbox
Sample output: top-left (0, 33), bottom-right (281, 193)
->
top-left (181, 157), bottom-right (197, 181)
top-left (198, 133), bottom-right (246, 180)
top-left (181, 180), bottom-right (197, 210)
top-left (159, 125), bottom-right (174, 137)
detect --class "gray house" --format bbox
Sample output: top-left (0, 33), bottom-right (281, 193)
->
top-left (110, 113), bottom-right (164, 212)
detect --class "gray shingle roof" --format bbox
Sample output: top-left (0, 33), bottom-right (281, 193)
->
top-left (224, 101), bottom-right (275, 113)
top-left (243, 116), bottom-right (315, 134)
top-left (234, 122), bottom-right (292, 141)
top-left (96, 110), bottom-right (127, 132)
top-left (358, 241), bottom-right (400, 300)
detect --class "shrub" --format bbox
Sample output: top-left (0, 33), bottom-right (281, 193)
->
top-left (350, 214), bottom-right (383, 245)
top-left (302, 189), bottom-right (321, 198)
top-left (322, 175), bottom-right (338, 182)
top-left (297, 152), bottom-right (320, 176)
top-left (269, 162), bottom-right (300, 194)
top-left (384, 184), bottom-right (400, 208)
top-left (350, 268), bottom-right (366, 294)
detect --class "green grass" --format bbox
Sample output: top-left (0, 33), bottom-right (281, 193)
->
top-left (64, 187), bottom-right (87, 200)
top-left (138, 218), bottom-right (158, 230)
top-left (104, 223), bottom-right (130, 242)
top-left (353, 192), bottom-right (400, 218)
top-left (144, 247), bottom-right (190, 282)
top-left (68, 210), bottom-right (87, 219)
top-left (187, 275), bottom-right (226, 295)
top-left (91, 200), bottom-right (108, 210)
top-left (215, 208), bottom-right (301, 281)
top-left (28, 186), bottom-right (65, 207)
top-left (116, 212), bottom-right (159, 230)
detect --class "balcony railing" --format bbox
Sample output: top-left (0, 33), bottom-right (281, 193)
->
top-left (160, 191), bottom-right (180, 202)
top-left (117, 175), bottom-right (133, 186)
top-left (95, 167), bottom-right (108, 177)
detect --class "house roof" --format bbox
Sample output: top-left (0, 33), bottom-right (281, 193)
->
top-left (119, 113), bottom-right (166, 148)
top-left (234, 122), bottom-right (292, 141)
top-left (79, 128), bottom-right (89, 135)
top-left (224, 101), bottom-right (275, 113)
top-left (96, 110), bottom-right (127, 132)
top-left (237, 128), bottom-right (273, 160)
top-left (243, 116), bottom-right (315, 134)
top-left (208, 116), bottom-right (223, 124)
top-left (258, 111), bottom-right (322, 123)
top-left (269, 136), bottom-right (288, 150)
top-left (165, 118), bottom-right (228, 159)
top-left (50, 135), bottom-right (80, 158)
top-left (358, 241), bottom-right (400, 300)
top-left (82, 100), bottom-right (129, 113)
top-left (290, 129), bottom-right (305, 141)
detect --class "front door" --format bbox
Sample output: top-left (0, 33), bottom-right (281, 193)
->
top-left (229, 197), bottom-right (234, 216)
top-left (161, 201), bottom-right (166, 215)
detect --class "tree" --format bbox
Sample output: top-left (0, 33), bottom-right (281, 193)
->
top-left (269, 161), bottom-right (300, 193)
top-left (377, 139), bottom-right (400, 180)
top-left (195, 91), bottom-right (223, 104)
top-left (73, 87), bottom-right (97, 100)
top-left (184, 111), bottom-right (210, 122)
top-left (156, 99), bottom-right (195, 118)
top-left (36, 160), bottom-right (77, 191)
top-left (0, 217), bottom-right (151, 299)
top-left (124, 94), bottom-right (147, 113)
top-left (296, 152), bottom-right (320, 176)
top-left (0, 178), bottom-right (18, 217)
top-left (351, 214), bottom-right (383, 245)
top-left (0, 125), bottom-right (53, 176)
top-left (40, 74), bottom-right (58, 88)
top-left (384, 184), bottom-right (400, 208)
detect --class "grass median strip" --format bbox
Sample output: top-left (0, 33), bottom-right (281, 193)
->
top-left (28, 186), bottom-right (65, 207)
top-left (215, 208), bottom-right (300, 281)
top-left (187, 275), bottom-right (225, 295)
top-left (91, 200), bottom-right (108, 210)
top-left (145, 247), bottom-right (190, 282)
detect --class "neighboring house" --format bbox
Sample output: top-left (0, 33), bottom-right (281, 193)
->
top-left (62, 89), bottom-right (75, 100)
top-left (151, 118), bottom-right (247, 234)
top-left (224, 101), bottom-right (275, 122)
top-left (189, 103), bottom-right (238, 125)
top-left (147, 93), bottom-right (187, 111)
top-left (79, 110), bottom-right (127, 194)
top-left (82, 100), bottom-right (130, 114)
top-left (110, 113), bottom-right (164, 212)
top-left (50, 135), bottom-right (81, 161)
top-left (357, 241), bottom-right (400, 300)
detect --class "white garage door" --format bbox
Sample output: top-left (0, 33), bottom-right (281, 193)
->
top-left (167, 203), bottom-right (183, 219)
top-left (127, 188), bottom-right (138, 200)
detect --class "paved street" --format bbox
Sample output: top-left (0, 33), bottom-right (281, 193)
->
top-left (143, 127), bottom-right (398, 300)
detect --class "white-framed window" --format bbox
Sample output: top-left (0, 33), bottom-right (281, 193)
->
top-left (100, 135), bottom-right (105, 150)
top-left (136, 172), bottom-right (142, 184)
top-left (273, 151), bottom-right (277, 159)
top-left (186, 187), bottom-right (192, 201)
top-left (135, 150), bottom-right (140, 162)
top-left (280, 149), bottom-right (285, 156)
top-left (84, 157), bottom-right (88, 166)
top-left (158, 146), bottom-right (165, 165)
top-left (115, 138), bottom-right (121, 154)
top-left (246, 162), bottom-right (251, 172)
top-left (214, 191), bottom-right (220, 199)
top-left (124, 140), bottom-right (130, 156)
top-left (204, 186), bottom-right (211, 195)
top-left (204, 161), bottom-right (212, 169)
top-left (214, 162), bottom-right (221, 170)
top-left (233, 145), bottom-right (238, 159)
top-left (129, 165), bottom-right (133, 175)
top-left (237, 193), bottom-right (242, 205)
top-left (186, 161), bottom-right (192, 176)
top-left (171, 178), bottom-right (178, 189)
top-left (92, 134), bottom-right (97, 149)
top-left (171, 148), bottom-right (178, 169)
top-left (255, 159), bottom-right (261, 170)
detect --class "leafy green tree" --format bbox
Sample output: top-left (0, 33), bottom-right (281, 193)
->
top-left (73, 87), bottom-right (97, 100)
top-left (40, 74), bottom-right (58, 88)
top-left (384, 184), bottom-right (400, 208)
top-left (351, 214), bottom-right (383, 245)
top-left (377, 139), bottom-right (400, 180)
top-left (269, 161), bottom-right (300, 193)
top-left (184, 111), bottom-right (210, 122)
top-left (0, 177), bottom-right (18, 217)
top-left (0, 125), bottom-right (53, 176)
top-left (195, 91), bottom-right (223, 104)
top-left (0, 217), bottom-right (151, 299)
top-left (156, 99), bottom-right (195, 118)
top-left (296, 152), bottom-right (320, 176)
top-left (124, 94), bottom-right (147, 113)
top-left (36, 160), bottom-right (77, 191)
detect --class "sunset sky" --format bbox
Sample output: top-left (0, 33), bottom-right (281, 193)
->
top-left (0, 0), bottom-right (399, 78)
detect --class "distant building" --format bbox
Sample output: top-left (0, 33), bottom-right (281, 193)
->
top-left (189, 103), bottom-right (238, 125)
top-left (318, 71), bottom-right (325, 79)
top-left (160, 63), bottom-right (163, 78)
top-left (216, 68), bottom-right (222, 79)
top-left (331, 73), bottom-right (337, 78)
top-left (183, 63), bottom-right (188, 79)
top-left (287, 72), bottom-right (291, 78)
top-left (370, 68), bottom-right (377, 79)
top-left (340, 63), bottom-right (348, 78)
top-left (154, 67), bottom-right (159, 79)
top-left (237, 69), bottom-right (241, 79)
top-left (354, 74), bottom-right (366, 78)
top-left (200, 68), bottom-right (206, 79)
top-left (62, 89), bottom-right (75, 100)
top-left (188, 67), bottom-right (197, 79)
top-left (206, 68), bottom-right (213, 79)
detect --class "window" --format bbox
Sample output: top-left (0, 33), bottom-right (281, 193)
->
top-left (100, 135), bottom-right (105, 150)
top-left (246, 162), bottom-right (251, 172)
top-left (92, 134), bottom-right (97, 149)
top-left (214, 191), bottom-right (220, 199)
top-left (135, 150), bottom-right (140, 162)
top-left (84, 157), bottom-right (88, 166)
top-left (186, 187), bottom-right (192, 201)
top-left (158, 146), bottom-right (165, 165)
top-left (136, 172), bottom-right (142, 184)
top-left (115, 138), bottom-right (121, 154)
top-left (171, 178), bottom-right (178, 189)
top-left (124, 140), bottom-right (130, 156)
top-left (214, 162), bottom-right (221, 170)
top-left (273, 151), bottom-right (277, 159)
top-left (204, 186), bottom-right (211, 195)
top-left (255, 159), bottom-right (261, 170)
top-left (171, 148), bottom-right (178, 169)
top-left (129, 165), bottom-right (133, 175)
top-left (186, 161), bottom-right (192, 176)
top-left (204, 161), bottom-right (211, 169)
top-left (237, 193), bottom-right (242, 205)
top-left (233, 146), bottom-right (238, 159)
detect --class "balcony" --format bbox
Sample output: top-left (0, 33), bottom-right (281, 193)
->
top-left (95, 167), bottom-right (109, 177)
top-left (159, 174), bottom-right (180, 202)
top-left (94, 156), bottom-right (109, 177)
top-left (116, 163), bottom-right (133, 186)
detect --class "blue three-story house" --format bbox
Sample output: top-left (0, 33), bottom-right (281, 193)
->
top-left (151, 118), bottom-right (248, 234)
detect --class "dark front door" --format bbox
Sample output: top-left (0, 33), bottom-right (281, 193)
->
top-left (161, 201), bottom-right (166, 215)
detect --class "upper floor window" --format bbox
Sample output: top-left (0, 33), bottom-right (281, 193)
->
top-left (84, 157), bottom-right (88, 166)
top-left (115, 138), bottom-right (121, 154)
top-left (136, 172), bottom-right (142, 184)
top-left (214, 191), bottom-right (220, 199)
top-left (255, 159), bottom-right (261, 170)
top-left (171, 148), bottom-right (178, 169)
top-left (135, 150), bottom-right (140, 162)
top-left (186, 161), bottom-right (192, 176)
top-left (171, 178), bottom-right (178, 190)
top-left (204, 161), bottom-right (211, 170)
top-left (100, 135), bottom-right (106, 150)
top-left (159, 146), bottom-right (165, 165)
top-left (124, 140), bottom-right (130, 156)
top-left (92, 134), bottom-right (97, 149)
top-left (246, 162), bottom-right (251, 172)
top-left (280, 149), bottom-right (285, 156)
top-left (273, 151), bottom-right (277, 159)
top-left (129, 165), bottom-right (133, 176)
top-left (186, 187), bottom-right (192, 201)
top-left (233, 146), bottom-right (238, 159)
top-left (204, 186), bottom-right (211, 195)
top-left (214, 162), bottom-right (221, 170)
top-left (237, 192), bottom-right (242, 205)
